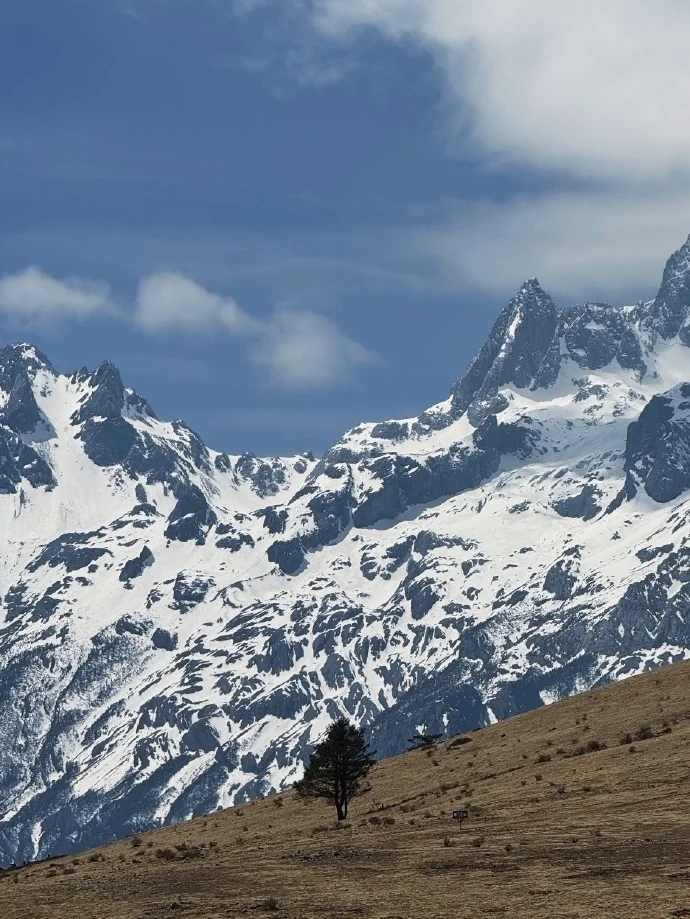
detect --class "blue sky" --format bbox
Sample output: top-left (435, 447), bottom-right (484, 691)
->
top-left (2, 0), bottom-right (690, 455)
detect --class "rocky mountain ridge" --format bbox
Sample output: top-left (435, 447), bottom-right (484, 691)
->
top-left (3, 236), bottom-right (690, 864)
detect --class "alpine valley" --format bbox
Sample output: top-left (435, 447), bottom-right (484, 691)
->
top-left (4, 236), bottom-right (690, 866)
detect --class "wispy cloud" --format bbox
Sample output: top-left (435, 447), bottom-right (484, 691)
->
top-left (208, 0), bottom-right (362, 96)
top-left (251, 307), bottom-right (376, 388)
top-left (408, 188), bottom-right (690, 303)
top-left (135, 272), bottom-right (260, 335)
top-left (0, 265), bottom-right (376, 390)
top-left (0, 266), bottom-right (118, 325)
top-left (135, 271), bottom-right (375, 387)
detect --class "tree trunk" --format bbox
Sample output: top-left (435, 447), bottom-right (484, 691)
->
top-left (336, 797), bottom-right (347, 820)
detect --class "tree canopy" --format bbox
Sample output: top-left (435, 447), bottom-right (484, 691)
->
top-left (294, 717), bottom-right (376, 820)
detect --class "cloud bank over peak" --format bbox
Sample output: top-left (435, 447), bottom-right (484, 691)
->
top-left (409, 189), bottom-right (690, 302)
top-left (0, 266), bottom-right (374, 391)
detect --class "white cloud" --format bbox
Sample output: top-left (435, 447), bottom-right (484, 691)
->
top-left (299, 0), bottom-right (690, 301)
top-left (135, 271), bottom-right (375, 388)
top-left (310, 0), bottom-right (690, 182)
top-left (409, 188), bottom-right (690, 303)
top-left (135, 272), bottom-right (259, 335)
top-left (0, 264), bottom-right (375, 390)
top-left (123, 1), bottom-right (690, 301)
top-left (251, 308), bottom-right (375, 388)
top-left (216, 0), bottom-right (690, 301)
top-left (0, 266), bottom-right (115, 323)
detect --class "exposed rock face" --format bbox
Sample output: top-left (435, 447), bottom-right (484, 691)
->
top-left (172, 572), bottom-right (214, 612)
top-left (120, 546), bottom-right (155, 582)
top-left (6, 236), bottom-right (690, 868)
top-left (552, 485), bottom-right (602, 521)
top-left (72, 361), bottom-right (126, 425)
top-left (544, 548), bottom-right (580, 600)
top-left (234, 453), bottom-right (288, 498)
top-left (646, 234), bottom-right (690, 340)
top-left (0, 344), bottom-right (55, 391)
top-left (81, 417), bottom-right (138, 467)
top-left (351, 447), bottom-right (501, 529)
top-left (1, 371), bottom-right (42, 434)
top-left (451, 278), bottom-right (558, 424)
top-left (622, 383), bottom-right (690, 503)
top-left (0, 427), bottom-right (55, 493)
top-left (165, 486), bottom-right (217, 544)
top-left (26, 532), bottom-right (111, 574)
top-left (563, 302), bottom-right (647, 377)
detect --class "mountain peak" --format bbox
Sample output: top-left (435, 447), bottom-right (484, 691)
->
top-left (644, 234), bottom-right (690, 340)
top-left (519, 276), bottom-right (543, 292)
top-left (91, 359), bottom-right (124, 390)
top-left (0, 343), bottom-right (55, 390)
top-left (450, 279), bottom-right (558, 421)
top-left (74, 360), bottom-right (126, 424)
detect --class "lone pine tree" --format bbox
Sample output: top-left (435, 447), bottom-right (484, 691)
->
top-left (295, 717), bottom-right (376, 820)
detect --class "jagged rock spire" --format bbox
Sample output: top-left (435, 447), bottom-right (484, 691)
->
top-left (645, 234), bottom-right (690, 341)
top-left (450, 278), bottom-right (558, 422)
top-left (0, 344), bottom-right (54, 435)
top-left (0, 343), bottom-right (55, 391)
top-left (72, 360), bottom-right (126, 425)
top-left (1, 372), bottom-right (41, 434)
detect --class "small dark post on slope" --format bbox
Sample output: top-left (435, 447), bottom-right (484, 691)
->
top-left (295, 717), bottom-right (376, 820)
top-left (407, 732), bottom-right (444, 751)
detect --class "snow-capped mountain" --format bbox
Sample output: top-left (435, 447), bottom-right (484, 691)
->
top-left (4, 236), bottom-right (690, 864)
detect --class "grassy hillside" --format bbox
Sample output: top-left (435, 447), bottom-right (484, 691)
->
top-left (4, 660), bottom-right (690, 919)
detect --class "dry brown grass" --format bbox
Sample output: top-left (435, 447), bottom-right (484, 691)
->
top-left (4, 659), bottom-right (690, 918)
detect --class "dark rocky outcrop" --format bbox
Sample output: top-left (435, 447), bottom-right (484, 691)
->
top-left (152, 628), bottom-right (178, 651)
top-left (352, 446), bottom-right (500, 529)
top-left (80, 417), bottom-right (137, 467)
top-left (260, 507), bottom-right (288, 534)
top-left (636, 544), bottom-right (674, 563)
top-left (370, 420), bottom-right (410, 441)
top-left (544, 558), bottom-right (578, 600)
top-left (268, 487), bottom-right (353, 575)
top-left (472, 413), bottom-right (540, 458)
top-left (172, 573), bottom-right (214, 612)
top-left (234, 453), bottom-right (287, 497)
top-left (1, 372), bottom-right (42, 434)
top-left (644, 234), bottom-right (690, 340)
top-left (0, 344), bottom-right (55, 393)
top-left (119, 546), bottom-right (154, 582)
top-left (552, 485), bottom-right (601, 521)
top-left (621, 384), bottom-right (690, 504)
top-left (450, 279), bottom-right (558, 423)
top-left (216, 531), bottom-right (255, 552)
top-left (165, 486), bottom-right (217, 543)
top-left (267, 538), bottom-right (305, 575)
top-left (0, 427), bottom-right (55, 492)
top-left (71, 361), bottom-right (125, 425)
top-left (26, 533), bottom-right (111, 574)
top-left (563, 302), bottom-right (646, 377)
